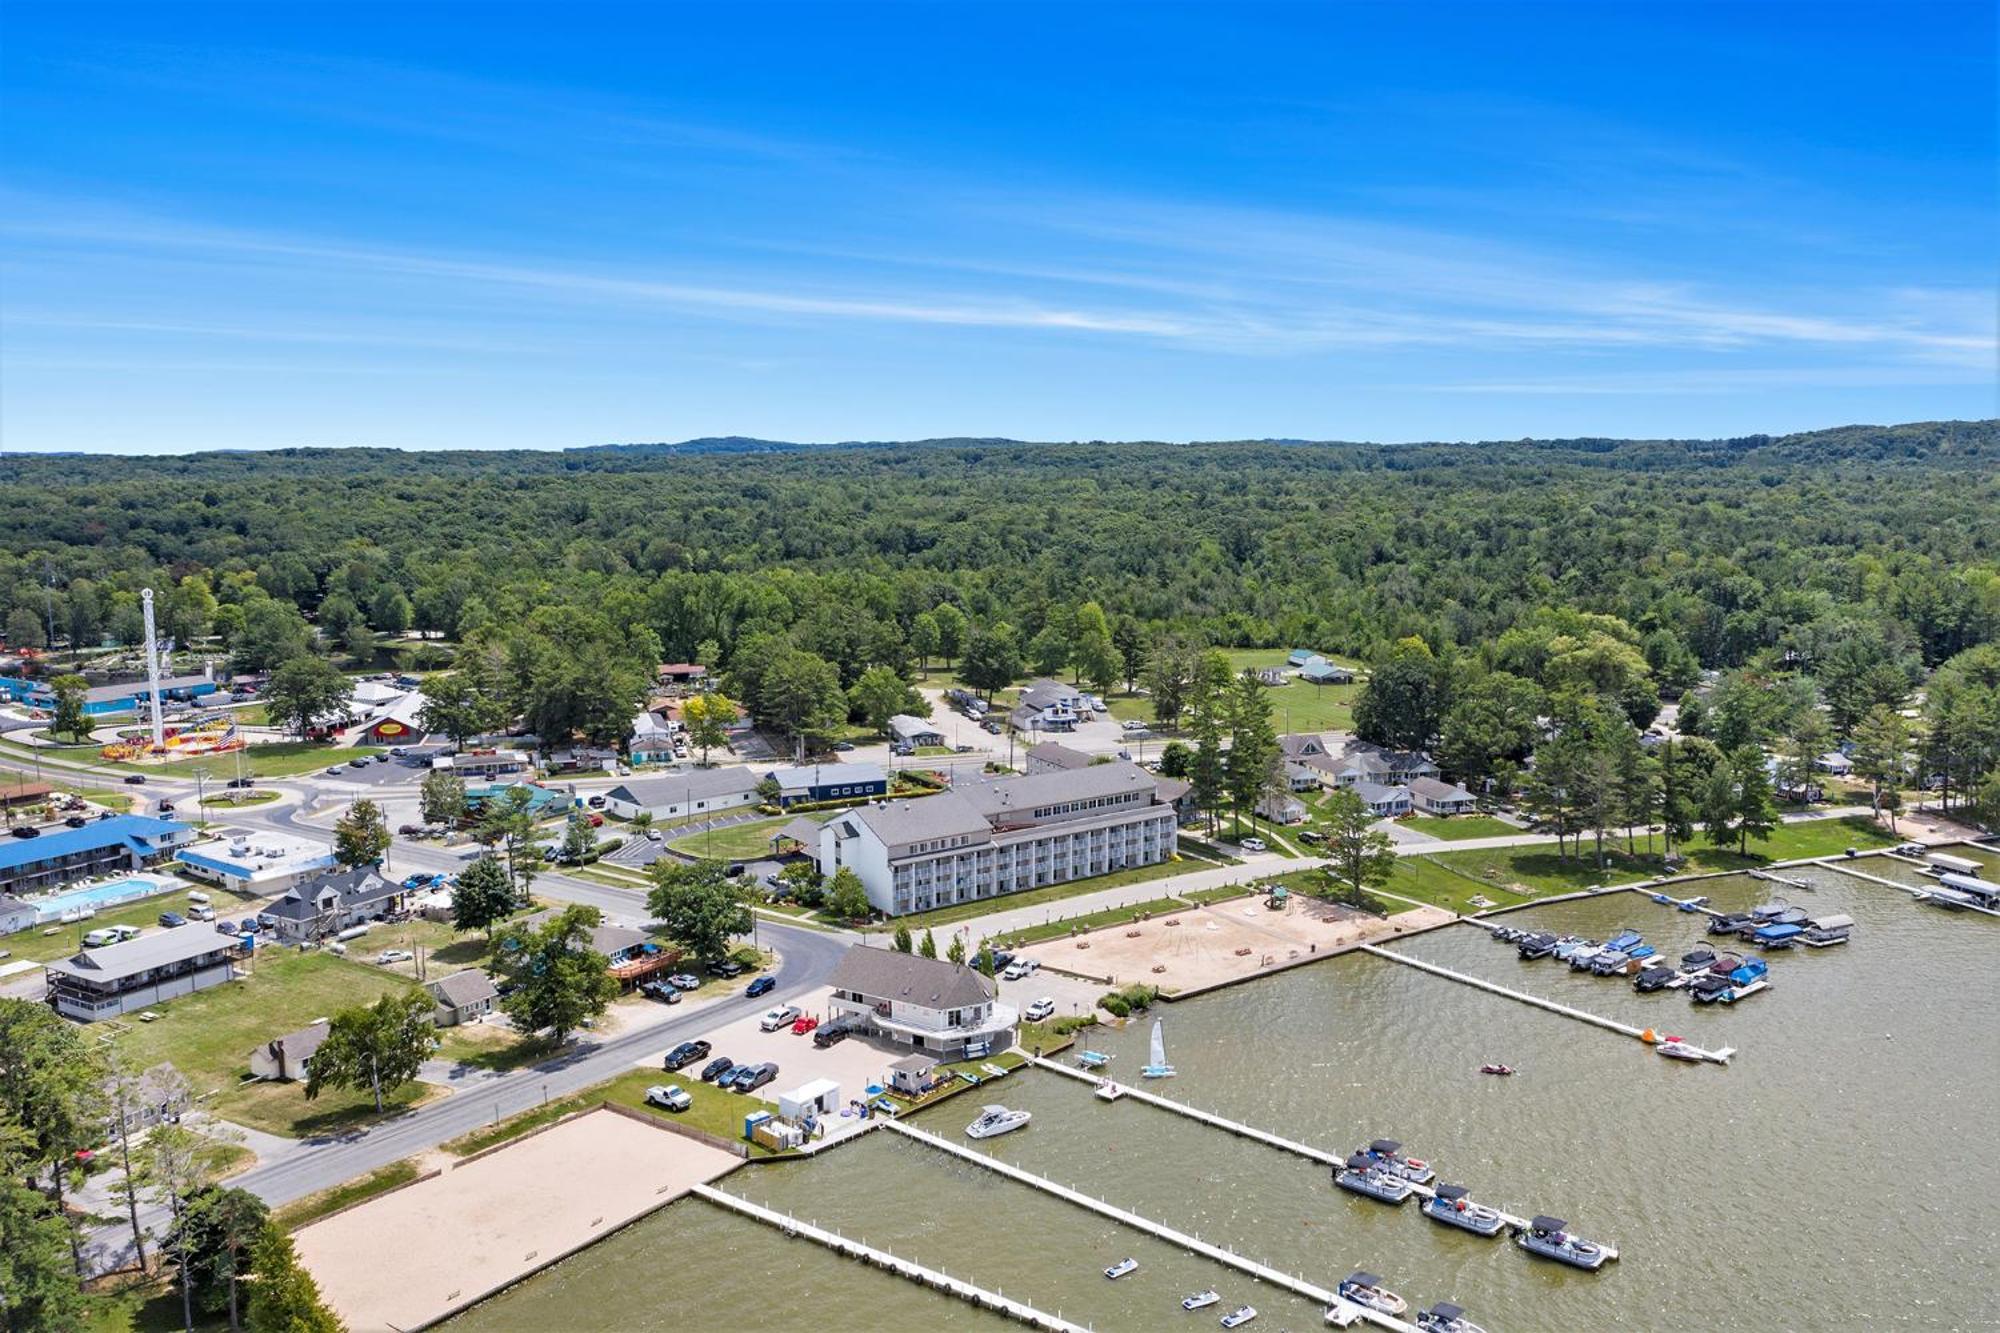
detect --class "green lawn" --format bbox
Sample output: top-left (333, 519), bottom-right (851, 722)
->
top-left (668, 814), bottom-right (799, 861)
top-left (1399, 814), bottom-right (1520, 841)
top-left (1105, 674), bottom-right (1360, 733)
top-left (155, 741), bottom-right (382, 778)
top-left (4, 888), bottom-right (233, 964)
top-left (444, 1067), bottom-right (783, 1158)
top-left (85, 1276), bottom-right (230, 1333)
top-left (892, 857), bottom-right (1194, 931)
top-left (1408, 814), bottom-right (1898, 899)
top-left (1386, 857), bottom-right (1539, 914)
top-left (993, 895), bottom-right (1188, 947)
top-left (271, 1158), bottom-right (424, 1231)
top-left (97, 950), bottom-right (421, 1136)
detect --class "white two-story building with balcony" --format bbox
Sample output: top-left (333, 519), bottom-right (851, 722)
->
top-left (825, 945), bottom-right (1015, 1060)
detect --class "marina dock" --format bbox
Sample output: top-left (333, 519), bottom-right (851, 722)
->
top-left (1813, 858), bottom-right (2000, 918)
top-left (693, 1184), bottom-right (1093, 1333)
top-left (877, 1118), bottom-right (1417, 1331)
top-left (1358, 944), bottom-right (1735, 1065)
top-left (1023, 1055), bottom-right (1575, 1247)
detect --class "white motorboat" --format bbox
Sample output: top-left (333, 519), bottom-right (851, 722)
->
top-left (1182, 1290), bottom-right (1220, 1311)
top-left (1141, 1017), bottom-right (1176, 1078)
top-left (1220, 1306), bottom-right (1257, 1328)
top-left (965, 1104), bottom-right (1032, 1139)
top-left (1337, 1272), bottom-right (1407, 1316)
top-left (1654, 1037), bottom-right (1703, 1062)
top-left (1104, 1257), bottom-right (1139, 1280)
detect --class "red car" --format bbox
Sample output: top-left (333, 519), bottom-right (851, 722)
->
top-left (791, 1014), bottom-right (819, 1035)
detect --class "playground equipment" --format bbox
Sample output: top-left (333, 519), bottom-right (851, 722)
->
top-left (100, 715), bottom-right (242, 762)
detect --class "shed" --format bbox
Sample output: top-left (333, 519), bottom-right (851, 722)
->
top-left (888, 1053), bottom-right (939, 1095)
top-left (778, 1077), bottom-right (842, 1124)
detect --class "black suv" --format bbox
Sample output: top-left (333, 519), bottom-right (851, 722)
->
top-left (811, 1025), bottom-right (850, 1050)
top-left (707, 958), bottom-right (744, 978)
top-left (664, 1040), bottom-right (712, 1072)
top-left (698, 1056), bottom-right (735, 1083)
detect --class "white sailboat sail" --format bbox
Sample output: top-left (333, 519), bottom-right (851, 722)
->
top-left (1142, 1017), bottom-right (1175, 1077)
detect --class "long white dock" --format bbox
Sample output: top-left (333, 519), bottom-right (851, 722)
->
top-left (1359, 944), bottom-right (1735, 1065)
top-left (1814, 858), bottom-right (2000, 919)
top-left (693, 1184), bottom-right (1092, 1333)
top-left (877, 1118), bottom-right (1416, 1332)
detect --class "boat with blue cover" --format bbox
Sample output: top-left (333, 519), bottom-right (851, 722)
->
top-left (1753, 922), bottom-right (1805, 949)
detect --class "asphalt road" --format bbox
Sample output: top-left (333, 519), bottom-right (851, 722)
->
top-left (0, 745), bottom-right (850, 1262)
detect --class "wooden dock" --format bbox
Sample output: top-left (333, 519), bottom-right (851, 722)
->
top-left (877, 1119), bottom-right (1417, 1332)
top-left (1358, 944), bottom-right (1734, 1065)
top-left (693, 1184), bottom-right (1093, 1333)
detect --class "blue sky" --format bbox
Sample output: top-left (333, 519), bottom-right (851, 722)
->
top-left (2, 2), bottom-right (1993, 453)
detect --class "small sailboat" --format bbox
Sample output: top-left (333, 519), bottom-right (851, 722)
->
top-left (1182, 1289), bottom-right (1220, 1310)
top-left (1077, 1050), bottom-right (1111, 1070)
top-left (1141, 1017), bottom-right (1176, 1078)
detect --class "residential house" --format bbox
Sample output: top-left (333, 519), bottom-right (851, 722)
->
top-left (0, 779), bottom-right (53, 810)
top-left (813, 761), bottom-right (1178, 916)
top-left (826, 945), bottom-right (1016, 1059)
top-left (256, 867), bottom-right (407, 943)
top-left (249, 1020), bottom-right (330, 1082)
top-left (1256, 791), bottom-right (1309, 825)
top-left (1278, 733), bottom-right (1334, 762)
top-left (177, 829), bottom-right (336, 897)
top-left (1007, 679), bottom-right (1083, 733)
top-left (520, 909), bottom-right (676, 984)
top-left (1300, 660), bottom-right (1355, 685)
top-left (602, 768), bottom-right (762, 822)
top-left (1332, 746), bottom-right (1437, 788)
top-left (45, 928), bottom-right (240, 1022)
top-left (655, 663), bottom-right (708, 694)
top-left (1283, 762), bottom-right (1323, 793)
top-left (1407, 776), bottom-right (1478, 815)
top-left (1285, 649), bottom-right (1322, 667)
top-left (1352, 781), bottom-right (1413, 817)
top-left (886, 714), bottom-right (945, 749)
top-left (770, 763), bottom-right (889, 808)
top-left (0, 814), bottom-right (194, 897)
top-left (427, 971), bottom-right (499, 1026)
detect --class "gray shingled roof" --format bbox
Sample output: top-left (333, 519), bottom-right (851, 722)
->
top-left (847, 793), bottom-right (992, 848)
top-left (957, 761), bottom-right (1156, 818)
top-left (1026, 741), bottom-right (1092, 770)
top-left (607, 767), bottom-right (760, 807)
top-left (1408, 776), bottom-right (1474, 802)
top-left (829, 945), bottom-right (995, 1010)
top-left (1016, 678), bottom-right (1081, 710)
top-left (46, 927), bottom-right (235, 983)
top-left (1354, 781), bottom-right (1410, 806)
top-left (428, 970), bottom-right (498, 1008)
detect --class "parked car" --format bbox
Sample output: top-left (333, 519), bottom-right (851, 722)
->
top-left (63, 815), bottom-right (88, 828)
top-left (123, 774), bottom-right (147, 785)
top-left (638, 980), bottom-right (681, 1004)
top-left (831, 741), bottom-right (855, 752)
top-left (188, 905), bottom-right (215, 922)
top-left (982, 721), bottom-right (1003, 735)
top-left (1297, 829), bottom-right (1325, 844)
top-left (156, 800), bottom-right (176, 813)
top-left (326, 766), bottom-right (346, 777)
top-left (375, 949), bottom-right (413, 965)
top-left (759, 1006), bottom-right (802, 1032)
top-left (157, 912), bottom-right (186, 928)
top-left (586, 795), bottom-right (607, 809)
top-left (226, 777), bottom-right (255, 789)
top-left (699, 1057), bottom-right (736, 1083)
top-left (645, 828), bottom-right (663, 841)
top-left (645, 1084), bottom-right (693, 1112)
top-left (791, 1014), bottom-right (819, 1035)
top-left (745, 975), bottom-right (776, 998)
top-left (1024, 997), bottom-right (1056, 1022)
top-left (708, 958), bottom-right (744, 978)
top-left (1002, 958), bottom-right (1040, 981)
top-left (587, 813), bottom-right (604, 828)
top-left (731, 1062), bottom-right (779, 1092)
top-left (666, 972), bottom-right (701, 991)
top-left (8, 826), bottom-right (39, 839)
top-left (663, 1040), bottom-right (712, 1071)
top-left (1894, 842), bottom-right (1926, 856)
top-left (812, 1025), bottom-right (850, 1049)
top-left (1241, 837), bottom-right (1268, 852)
top-left (398, 823), bottom-right (424, 835)
top-left (349, 757), bottom-right (371, 770)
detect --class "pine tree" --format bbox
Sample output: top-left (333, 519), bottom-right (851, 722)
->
top-left (247, 1223), bottom-right (347, 1333)
top-left (892, 924), bottom-right (913, 953)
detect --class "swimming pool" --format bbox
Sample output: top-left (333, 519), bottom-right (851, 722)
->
top-left (31, 875), bottom-right (177, 922)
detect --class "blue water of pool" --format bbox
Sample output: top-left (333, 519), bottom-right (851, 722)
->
top-left (33, 878), bottom-right (167, 919)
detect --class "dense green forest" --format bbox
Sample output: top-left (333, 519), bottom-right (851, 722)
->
top-left (3, 418), bottom-right (1999, 835)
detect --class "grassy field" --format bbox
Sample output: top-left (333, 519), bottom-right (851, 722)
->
top-left (271, 1158), bottom-right (424, 1231)
top-left (84, 1275), bottom-right (230, 1333)
top-left (1399, 814), bottom-right (1520, 841)
top-left (892, 857), bottom-right (1193, 931)
top-left (667, 814), bottom-right (796, 860)
top-left (1385, 857), bottom-right (1540, 914)
top-left (1410, 814), bottom-right (1897, 899)
top-left (3, 889), bottom-right (240, 964)
top-left (155, 741), bottom-right (382, 778)
top-left (96, 950), bottom-right (421, 1136)
top-left (441, 1067), bottom-right (781, 1159)
top-left (993, 895), bottom-right (1187, 947)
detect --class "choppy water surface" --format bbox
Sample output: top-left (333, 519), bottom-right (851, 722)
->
top-left (452, 859), bottom-right (1999, 1331)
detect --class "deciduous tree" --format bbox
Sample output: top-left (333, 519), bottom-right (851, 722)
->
top-left (646, 860), bottom-right (750, 962)
top-left (491, 906), bottom-right (619, 1047)
top-left (305, 990), bottom-right (437, 1114)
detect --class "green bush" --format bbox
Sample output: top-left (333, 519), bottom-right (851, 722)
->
top-left (1098, 983), bottom-right (1159, 1016)
top-left (1052, 1014), bottom-right (1096, 1035)
top-left (1100, 994), bottom-right (1131, 1018)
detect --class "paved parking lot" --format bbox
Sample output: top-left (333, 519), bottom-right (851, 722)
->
top-left (637, 985), bottom-right (907, 1107)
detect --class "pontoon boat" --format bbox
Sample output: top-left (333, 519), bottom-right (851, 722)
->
top-left (1678, 945), bottom-right (1716, 971)
top-left (1707, 911), bottom-right (1754, 936)
top-left (1515, 931), bottom-right (1558, 960)
top-left (1519, 1215), bottom-right (1613, 1270)
top-left (1363, 1139), bottom-right (1434, 1184)
top-left (1552, 935), bottom-right (1595, 962)
top-left (1633, 965), bottom-right (1677, 992)
top-left (1335, 1153), bottom-right (1415, 1203)
top-left (1415, 1301), bottom-right (1489, 1333)
top-left (1422, 1184), bottom-right (1506, 1236)
top-left (1800, 914), bottom-right (1854, 946)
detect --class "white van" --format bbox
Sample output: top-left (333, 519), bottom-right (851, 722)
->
top-left (82, 928), bottom-right (118, 948)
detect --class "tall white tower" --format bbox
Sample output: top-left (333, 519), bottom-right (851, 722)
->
top-left (140, 588), bottom-right (166, 749)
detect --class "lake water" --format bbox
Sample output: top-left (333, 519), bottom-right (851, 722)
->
top-left (451, 859), bottom-right (2000, 1332)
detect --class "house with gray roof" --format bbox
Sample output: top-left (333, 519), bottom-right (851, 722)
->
top-left (249, 1020), bottom-right (330, 1082)
top-left (427, 971), bottom-right (499, 1026)
top-left (1408, 776), bottom-right (1478, 815)
top-left (813, 760), bottom-right (1177, 917)
top-left (45, 927), bottom-right (240, 1021)
top-left (886, 714), bottom-right (944, 749)
top-left (1352, 781), bottom-right (1413, 817)
top-left (1300, 660), bottom-right (1354, 685)
top-left (601, 767), bottom-right (761, 822)
top-left (768, 762), bottom-right (888, 808)
top-left (257, 867), bottom-right (407, 943)
top-left (1007, 678), bottom-right (1083, 733)
top-left (826, 945), bottom-right (1014, 1059)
